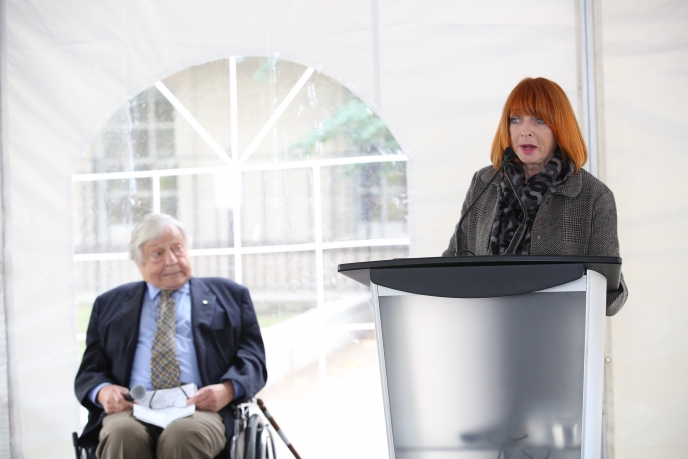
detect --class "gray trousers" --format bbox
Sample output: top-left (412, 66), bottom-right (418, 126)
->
top-left (97, 410), bottom-right (226, 459)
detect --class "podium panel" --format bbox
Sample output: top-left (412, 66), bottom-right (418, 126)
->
top-left (377, 279), bottom-right (586, 459)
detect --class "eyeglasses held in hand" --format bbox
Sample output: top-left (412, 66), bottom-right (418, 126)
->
top-left (148, 385), bottom-right (191, 410)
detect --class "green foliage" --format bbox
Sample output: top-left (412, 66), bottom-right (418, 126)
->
top-left (290, 99), bottom-right (402, 158)
top-left (253, 58), bottom-right (280, 82)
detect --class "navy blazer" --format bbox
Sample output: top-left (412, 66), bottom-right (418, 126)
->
top-left (74, 277), bottom-right (267, 453)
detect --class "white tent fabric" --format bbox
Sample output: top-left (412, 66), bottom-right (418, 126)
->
top-left (599, 2), bottom-right (688, 458)
top-left (0, 0), bottom-right (686, 458)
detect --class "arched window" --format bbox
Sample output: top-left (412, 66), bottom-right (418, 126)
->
top-left (73, 57), bottom-right (407, 456)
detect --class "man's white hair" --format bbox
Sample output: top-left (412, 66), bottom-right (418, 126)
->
top-left (129, 213), bottom-right (188, 266)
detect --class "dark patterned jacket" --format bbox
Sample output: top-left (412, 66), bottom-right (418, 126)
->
top-left (443, 165), bottom-right (628, 315)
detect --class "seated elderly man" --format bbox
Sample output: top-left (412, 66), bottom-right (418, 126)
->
top-left (75, 213), bottom-right (267, 459)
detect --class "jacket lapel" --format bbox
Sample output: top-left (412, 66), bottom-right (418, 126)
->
top-left (190, 277), bottom-right (217, 385)
top-left (556, 169), bottom-right (583, 197)
top-left (122, 282), bottom-right (146, 385)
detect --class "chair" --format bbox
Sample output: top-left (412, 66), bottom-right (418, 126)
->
top-left (71, 431), bottom-right (96, 459)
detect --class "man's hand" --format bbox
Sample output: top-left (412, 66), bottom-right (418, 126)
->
top-left (186, 381), bottom-right (235, 412)
top-left (96, 384), bottom-right (134, 414)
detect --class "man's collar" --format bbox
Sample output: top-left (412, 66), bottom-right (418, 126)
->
top-left (146, 281), bottom-right (190, 300)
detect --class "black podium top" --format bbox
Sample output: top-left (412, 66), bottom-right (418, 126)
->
top-left (338, 256), bottom-right (622, 298)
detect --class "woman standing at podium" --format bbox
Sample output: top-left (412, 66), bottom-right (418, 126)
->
top-left (443, 77), bottom-right (627, 315)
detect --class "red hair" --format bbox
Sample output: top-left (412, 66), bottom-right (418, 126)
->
top-left (490, 78), bottom-right (588, 172)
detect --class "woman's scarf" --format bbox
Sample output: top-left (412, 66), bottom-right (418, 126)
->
top-left (490, 149), bottom-right (573, 255)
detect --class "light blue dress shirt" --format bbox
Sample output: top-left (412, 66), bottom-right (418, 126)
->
top-left (130, 282), bottom-right (201, 389)
top-left (89, 281), bottom-right (244, 405)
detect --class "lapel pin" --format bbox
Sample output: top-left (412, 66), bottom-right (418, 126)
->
top-left (203, 300), bottom-right (208, 304)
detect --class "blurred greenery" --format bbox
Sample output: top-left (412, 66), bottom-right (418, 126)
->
top-left (77, 301), bottom-right (94, 335)
top-left (253, 301), bottom-right (315, 329)
top-left (253, 58), bottom-right (281, 82)
top-left (290, 98), bottom-right (402, 159)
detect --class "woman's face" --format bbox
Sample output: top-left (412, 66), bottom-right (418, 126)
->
top-left (509, 114), bottom-right (557, 177)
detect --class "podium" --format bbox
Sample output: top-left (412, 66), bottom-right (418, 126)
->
top-left (338, 256), bottom-right (621, 459)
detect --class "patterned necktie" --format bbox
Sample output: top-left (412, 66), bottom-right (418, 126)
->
top-left (150, 290), bottom-right (181, 390)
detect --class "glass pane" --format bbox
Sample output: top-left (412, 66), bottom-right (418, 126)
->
top-left (236, 57), bottom-right (307, 157)
top-left (244, 69), bottom-right (403, 165)
top-left (321, 162), bottom-right (408, 242)
top-left (161, 174), bottom-right (235, 249)
top-left (191, 254), bottom-right (235, 281)
top-left (241, 169), bottom-right (314, 246)
top-left (76, 87), bottom-right (228, 174)
top-left (162, 59), bottom-right (232, 157)
top-left (323, 246), bottom-right (410, 304)
top-left (242, 251), bottom-right (317, 328)
top-left (76, 259), bottom-right (142, 305)
top-left (74, 178), bottom-right (153, 253)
